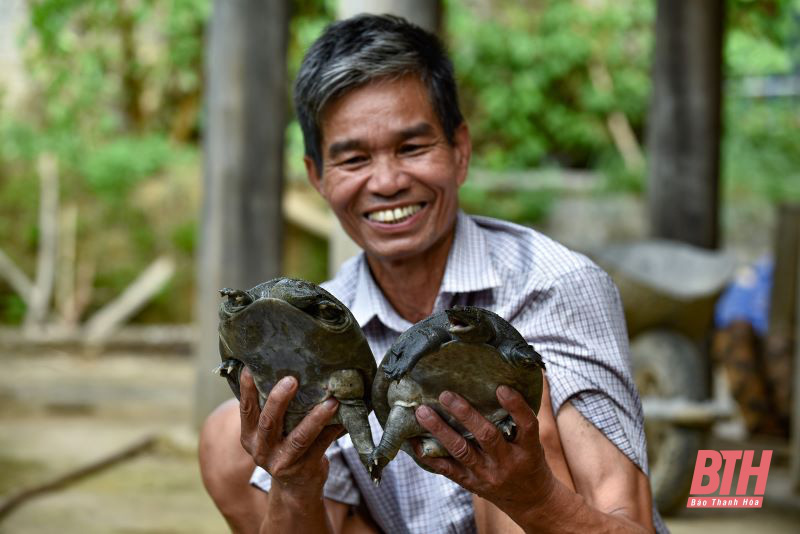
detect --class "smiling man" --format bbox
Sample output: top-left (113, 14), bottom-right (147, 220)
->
top-left (199, 14), bottom-right (666, 534)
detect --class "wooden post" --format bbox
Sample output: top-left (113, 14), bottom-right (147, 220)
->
top-left (193, 0), bottom-right (289, 427)
top-left (646, 0), bottom-right (724, 249)
top-left (765, 205), bottom-right (800, 432)
top-left (793, 238), bottom-right (800, 493)
top-left (337, 0), bottom-right (441, 32)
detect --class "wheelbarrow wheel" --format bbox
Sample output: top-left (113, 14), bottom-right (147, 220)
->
top-left (630, 330), bottom-right (707, 516)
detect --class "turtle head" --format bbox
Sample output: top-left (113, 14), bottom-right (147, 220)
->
top-left (445, 306), bottom-right (495, 344)
top-left (219, 287), bottom-right (255, 318)
top-left (269, 278), bottom-right (352, 334)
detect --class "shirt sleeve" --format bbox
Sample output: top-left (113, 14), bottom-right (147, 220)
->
top-left (521, 265), bottom-right (649, 474)
top-left (249, 438), bottom-right (361, 506)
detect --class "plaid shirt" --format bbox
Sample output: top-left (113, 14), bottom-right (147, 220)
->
top-left (252, 212), bottom-right (667, 533)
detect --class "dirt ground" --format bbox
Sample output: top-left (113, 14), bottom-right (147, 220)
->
top-left (0, 349), bottom-right (227, 534)
top-left (0, 348), bottom-right (797, 533)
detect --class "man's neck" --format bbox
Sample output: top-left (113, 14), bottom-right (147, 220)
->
top-left (365, 227), bottom-right (455, 324)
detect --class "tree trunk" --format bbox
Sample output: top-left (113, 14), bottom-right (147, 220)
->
top-left (646, 0), bottom-right (724, 249)
top-left (194, 0), bottom-right (289, 426)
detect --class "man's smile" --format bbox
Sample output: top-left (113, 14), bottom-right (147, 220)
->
top-left (364, 202), bottom-right (427, 225)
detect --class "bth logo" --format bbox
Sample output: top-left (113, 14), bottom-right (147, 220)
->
top-left (686, 450), bottom-right (772, 508)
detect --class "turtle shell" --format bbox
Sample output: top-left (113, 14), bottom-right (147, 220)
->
top-left (373, 340), bottom-right (543, 433)
top-left (216, 277), bottom-right (376, 434)
top-left (370, 306), bottom-right (543, 476)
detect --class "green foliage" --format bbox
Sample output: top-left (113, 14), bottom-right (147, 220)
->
top-left (0, 0), bottom-right (206, 323)
top-left (171, 220), bottom-right (197, 254)
top-left (0, 295), bottom-right (26, 324)
top-left (1, 0), bottom-right (798, 324)
top-left (285, 0), bottom-right (335, 179)
top-left (446, 0), bottom-right (653, 170)
top-left (722, 1), bottom-right (800, 203)
top-left (460, 185), bottom-right (554, 225)
top-left (84, 136), bottom-right (175, 197)
top-left (723, 98), bottom-right (800, 202)
top-left (726, 0), bottom-right (799, 76)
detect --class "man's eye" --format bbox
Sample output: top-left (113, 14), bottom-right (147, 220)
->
top-left (340, 155), bottom-right (367, 167)
top-left (399, 144), bottom-right (425, 155)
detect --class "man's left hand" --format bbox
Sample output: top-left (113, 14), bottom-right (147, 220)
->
top-left (413, 385), bottom-right (557, 517)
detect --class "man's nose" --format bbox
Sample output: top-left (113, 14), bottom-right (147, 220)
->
top-left (366, 156), bottom-right (411, 197)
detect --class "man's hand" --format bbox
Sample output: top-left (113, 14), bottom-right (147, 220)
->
top-left (413, 385), bottom-right (557, 518)
top-left (238, 367), bottom-right (343, 499)
top-left (414, 384), bottom-right (653, 533)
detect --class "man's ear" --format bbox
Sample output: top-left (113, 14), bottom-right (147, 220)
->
top-left (304, 155), bottom-right (325, 197)
top-left (453, 122), bottom-right (472, 187)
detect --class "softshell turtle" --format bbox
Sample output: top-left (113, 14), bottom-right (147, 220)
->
top-left (369, 305), bottom-right (545, 481)
top-left (215, 277), bottom-right (377, 474)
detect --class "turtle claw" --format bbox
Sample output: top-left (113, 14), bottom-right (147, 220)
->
top-left (213, 359), bottom-right (239, 377)
top-left (364, 455), bottom-right (382, 485)
top-left (498, 418), bottom-right (517, 442)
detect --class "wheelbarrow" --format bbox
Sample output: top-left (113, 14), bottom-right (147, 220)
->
top-left (590, 240), bottom-right (737, 515)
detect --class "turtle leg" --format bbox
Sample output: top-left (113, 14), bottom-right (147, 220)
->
top-left (327, 370), bottom-right (376, 478)
top-left (368, 404), bottom-right (424, 483)
top-left (337, 400), bottom-right (374, 475)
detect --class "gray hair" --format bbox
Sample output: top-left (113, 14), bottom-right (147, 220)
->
top-left (294, 14), bottom-right (464, 174)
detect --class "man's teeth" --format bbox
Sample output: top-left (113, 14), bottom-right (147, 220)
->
top-left (367, 204), bottom-right (423, 224)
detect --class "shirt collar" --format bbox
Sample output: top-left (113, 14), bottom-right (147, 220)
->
top-left (440, 211), bottom-right (502, 293)
top-left (350, 256), bottom-right (414, 332)
top-left (349, 211), bottom-right (501, 330)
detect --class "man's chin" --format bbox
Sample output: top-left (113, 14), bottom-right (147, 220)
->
top-left (363, 244), bottom-right (423, 263)
top-left (359, 236), bottom-right (433, 264)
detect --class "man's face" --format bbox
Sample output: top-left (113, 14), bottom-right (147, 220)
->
top-left (306, 75), bottom-right (471, 262)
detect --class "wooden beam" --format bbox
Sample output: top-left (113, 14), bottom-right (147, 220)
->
top-left (0, 247), bottom-right (33, 304)
top-left (24, 154), bottom-right (59, 328)
top-left (83, 256), bottom-right (175, 345)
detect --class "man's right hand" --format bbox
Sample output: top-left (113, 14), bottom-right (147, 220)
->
top-left (238, 367), bottom-right (343, 499)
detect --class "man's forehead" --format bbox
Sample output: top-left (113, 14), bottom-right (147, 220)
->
top-left (319, 76), bottom-right (441, 150)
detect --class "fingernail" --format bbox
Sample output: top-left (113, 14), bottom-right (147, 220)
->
top-left (323, 398), bottom-right (338, 410)
top-left (416, 405), bottom-right (433, 420)
top-left (440, 391), bottom-right (455, 406)
top-left (497, 385), bottom-right (513, 400)
top-left (277, 376), bottom-right (296, 391)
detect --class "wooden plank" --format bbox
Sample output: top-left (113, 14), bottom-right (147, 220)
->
top-left (641, 397), bottom-right (731, 426)
top-left (0, 247), bottom-right (33, 303)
